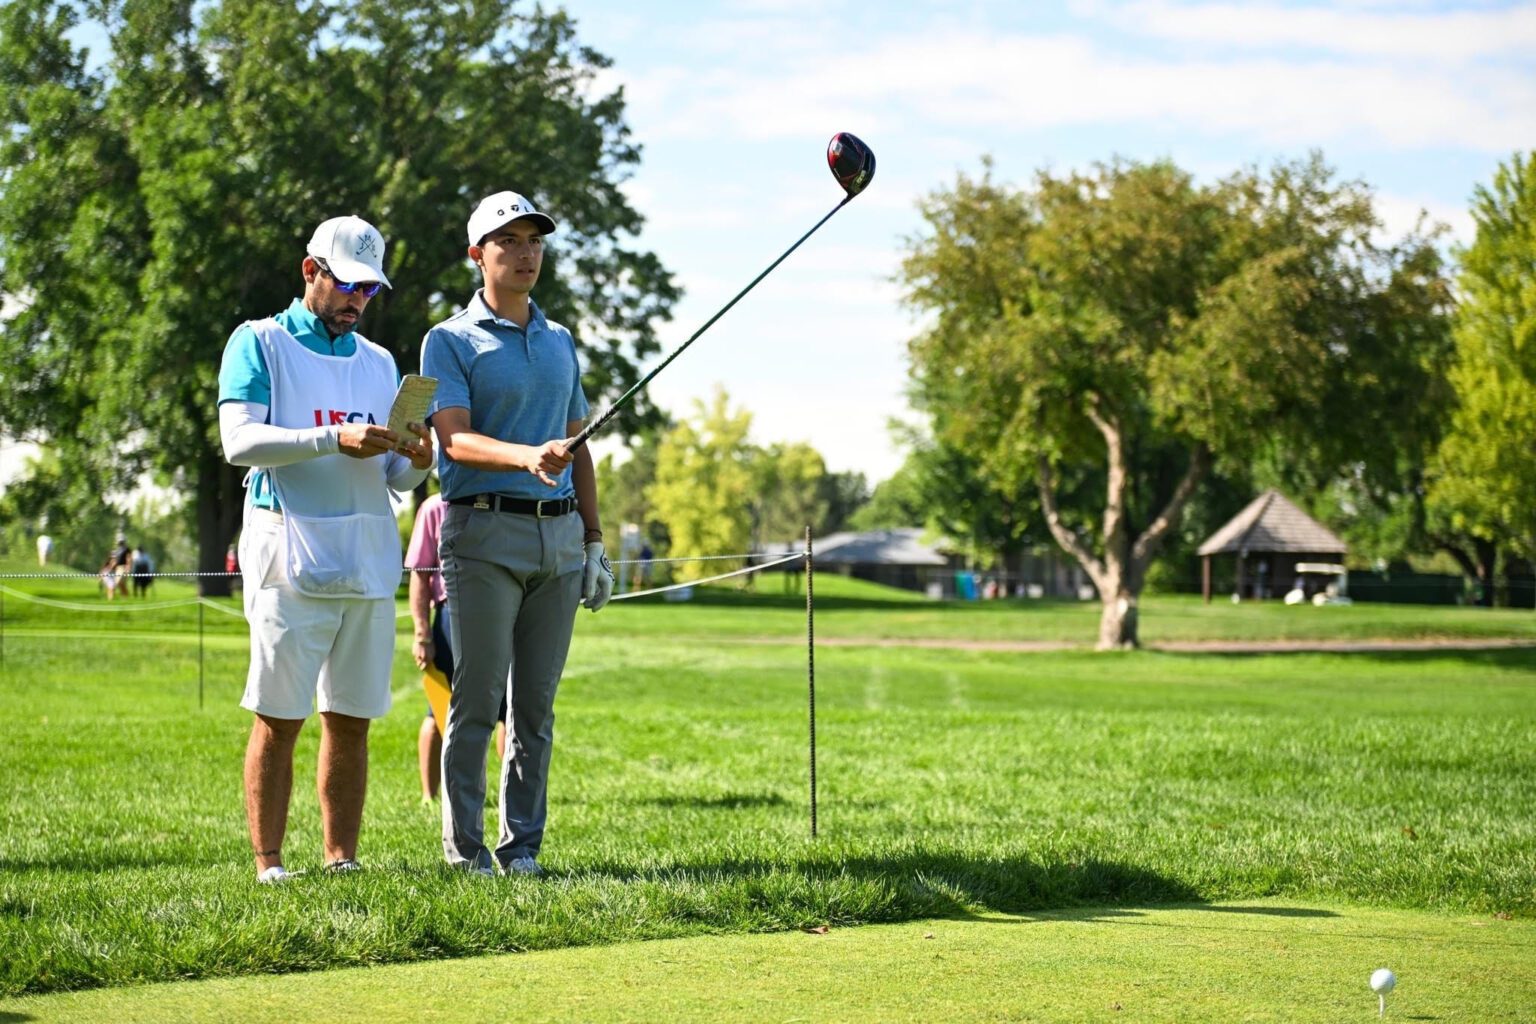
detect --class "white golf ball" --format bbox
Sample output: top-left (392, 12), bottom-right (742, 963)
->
top-left (1370, 968), bottom-right (1396, 994)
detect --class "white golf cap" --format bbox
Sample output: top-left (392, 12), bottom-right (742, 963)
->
top-left (467, 191), bottom-right (557, 245)
top-left (306, 215), bottom-right (391, 288)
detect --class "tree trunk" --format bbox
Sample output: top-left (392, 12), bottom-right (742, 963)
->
top-left (196, 453), bottom-right (243, 598)
top-left (1038, 408), bottom-right (1209, 652)
top-left (1435, 535), bottom-right (1498, 607)
top-left (1098, 587), bottom-right (1139, 650)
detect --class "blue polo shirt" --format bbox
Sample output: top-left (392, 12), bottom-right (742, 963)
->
top-left (217, 299), bottom-right (395, 508)
top-left (421, 291), bottom-right (589, 502)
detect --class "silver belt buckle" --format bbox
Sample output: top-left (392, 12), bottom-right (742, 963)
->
top-left (536, 499), bottom-right (551, 517)
top-left (473, 494), bottom-right (491, 511)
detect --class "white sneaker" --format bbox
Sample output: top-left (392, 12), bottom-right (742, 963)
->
top-left (451, 861), bottom-right (495, 877)
top-left (257, 865), bottom-right (299, 884)
top-left (323, 858), bottom-right (363, 876)
top-left (502, 855), bottom-right (544, 877)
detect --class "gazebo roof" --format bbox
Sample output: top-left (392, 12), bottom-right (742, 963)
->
top-left (1196, 490), bottom-right (1347, 557)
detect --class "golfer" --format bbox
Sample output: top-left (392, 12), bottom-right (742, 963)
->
top-left (218, 215), bottom-right (433, 884)
top-left (421, 190), bottom-right (613, 877)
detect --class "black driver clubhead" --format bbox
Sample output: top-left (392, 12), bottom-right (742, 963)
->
top-left (827, 132), bottom-right (875, 198)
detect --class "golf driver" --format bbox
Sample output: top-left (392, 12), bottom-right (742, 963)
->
top-left (567, 131), bottom-right (875, 451)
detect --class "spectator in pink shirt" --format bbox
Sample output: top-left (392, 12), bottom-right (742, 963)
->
top-left (406, 493), bottom-right (503, 801)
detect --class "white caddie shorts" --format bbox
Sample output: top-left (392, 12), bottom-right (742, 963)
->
top-left (239, 509), bottom-right (395, 720)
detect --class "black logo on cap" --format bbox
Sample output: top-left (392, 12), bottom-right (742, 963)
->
top-left (355, 233), bottom-right (379, 259)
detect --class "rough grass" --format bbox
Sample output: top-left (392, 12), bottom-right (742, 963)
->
top-left (0, 560), bottom-right (1532, 997)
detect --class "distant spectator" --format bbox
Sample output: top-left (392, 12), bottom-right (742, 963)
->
top-left (225, 544), bottom-right (241, 591)
top-left (102, 535), bottom-right (131, 601)
top-left (130, 547), bottom-right (155, 597)
top-left (634, 542), bottom-right (654, 592)
top-left (405, 493), bottom-right (504, 803)
top-left (36, 534), bottom-right (53, 567)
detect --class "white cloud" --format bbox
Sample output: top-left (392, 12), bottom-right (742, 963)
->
top-left (616, 27), bottom-right (1536, 154)
top-left (1373, 189), bottom-right (1476, 246)
top-left (1104, 1), bottom-right (1536, 62)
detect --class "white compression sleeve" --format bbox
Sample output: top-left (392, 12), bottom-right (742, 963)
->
top-left (219, 401), bottom-right (339, 467)
top-left (385, 449), bottom-right (431, 491)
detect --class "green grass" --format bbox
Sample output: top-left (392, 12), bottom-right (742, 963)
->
top-left (0, 559), bottom-right (1534, 1002)
top-left (6, 903), bottom-right (1533, 1022)
top-left (597, 574), bottom-right (1536, 645)
top-left (7, 555), bottom-right (1536, 646)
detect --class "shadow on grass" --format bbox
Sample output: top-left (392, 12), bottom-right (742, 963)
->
top-left (576, 849), bottom-right (1202, 919)
top-left (968, 903), bottom-right (1342, 928)
top-left (1187, 904), bottom-right (1338, 918)
top-left (0, 1013), bottom-right (36, 1022)
top-left (640, 792), bottom-right (792, 810)
top-left (0, 849), bottom-right (196, 872)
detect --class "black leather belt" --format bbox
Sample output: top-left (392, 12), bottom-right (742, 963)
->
top-left (448, 494), bottom-right (577, 517)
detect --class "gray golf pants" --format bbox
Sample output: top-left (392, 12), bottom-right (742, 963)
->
top-left (439, 504), bottom-right (583, 871)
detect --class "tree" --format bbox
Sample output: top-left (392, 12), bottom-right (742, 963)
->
top-left (1429, 152), bottom-right (1536, 581)
top-left (750, 442), bottom-right (827, 550)
top-left (902, 155), bottom-right (1451, 647)
top-left (596, 426), bottom-right (670, 559)
top-left (817, 469), bottom-right (869, 535)
top-left (0, 447), bottom-right (122, 570)
top-left (850, 427), bottom-right (1035, 570)
top-left (0, 0), bottom-right (677, 594)
top-left (645, 388), bottom-right (754, 582)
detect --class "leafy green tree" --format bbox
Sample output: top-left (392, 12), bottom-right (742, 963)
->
top-left (0, 0), bottom-right (676, 594)
top-left (751, 442), bottom-right (827, 550)
top-left (596, 427), bottom-right (670, 559)
top-left (0, 447), bottom-right (122, 571)
top-left (850, 428), bottom-right (1034, 570)
top-left (645, 388), bottom-right (753, 582)
top-left (1429, 152), bottom-right (1536, 580)
top-left (902, 155), bottom-right (1451, 647)
top-left (817, 469), bottom-right (869, 535)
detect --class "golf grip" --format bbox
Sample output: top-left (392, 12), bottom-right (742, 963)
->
top-left (567, 195), bottom-right (853, 452)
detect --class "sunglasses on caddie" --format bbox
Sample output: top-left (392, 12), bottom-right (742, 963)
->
top-left (313, 257), bottom-right (383, 298)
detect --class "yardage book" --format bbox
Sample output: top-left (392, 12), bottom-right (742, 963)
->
top-left (386, 374), bottom-right (438, 451)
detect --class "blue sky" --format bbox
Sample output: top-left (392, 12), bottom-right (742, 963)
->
top-left (3, 0), bottom-right (1532, 496)
top-left (568, 0), bottom-right (1536, 483)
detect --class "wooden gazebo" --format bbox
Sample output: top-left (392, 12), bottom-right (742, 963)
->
top-left (1197, 490), bottom-right (1347, 602)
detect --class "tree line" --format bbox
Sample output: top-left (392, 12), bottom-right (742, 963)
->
top-left (1, 3), bottom-right (1531, 648)
top-left (887, 151), bottom-right (1535, 647)
top-left (0, 0), bottom-right (676, 595)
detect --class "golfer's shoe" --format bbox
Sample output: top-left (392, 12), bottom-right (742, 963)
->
top-left (322, 858), bottom-right (363, 876)
top-left (257, 865), bottom-right (301, 884)
top-left (501, 855), bottom-right (544, 877)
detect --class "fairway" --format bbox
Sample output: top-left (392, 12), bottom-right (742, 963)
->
top-left (5, 902), bottom-right (1533, 1023)
top-left (1, 568), bottom-right (1534, 1017)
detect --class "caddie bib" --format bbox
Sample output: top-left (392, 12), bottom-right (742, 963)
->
top-left (245, 318), bottom-right (402, 598)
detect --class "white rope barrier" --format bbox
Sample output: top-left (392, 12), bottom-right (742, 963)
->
top-left (0, 549), bottom-right (799, 580)
top-left (0, 584), bottom-right (205, 613)
top-left (0, 549), bottom-right (810, 616)
top-left (198, 598), bottom-right (248, 619)
top-left (611, 551), bottom-right (806, 601)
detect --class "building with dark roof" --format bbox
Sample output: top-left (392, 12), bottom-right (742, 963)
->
top-left (758, 528), bottom-right (953, 592)
top-left (1196, 490), bottom-right (1347, 602)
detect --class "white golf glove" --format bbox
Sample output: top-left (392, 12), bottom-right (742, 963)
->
top-left (582, 540), bottom-right (614, 612)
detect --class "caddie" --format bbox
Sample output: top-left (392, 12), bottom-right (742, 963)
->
top-left (218, 215), bottom-right (434, 883)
